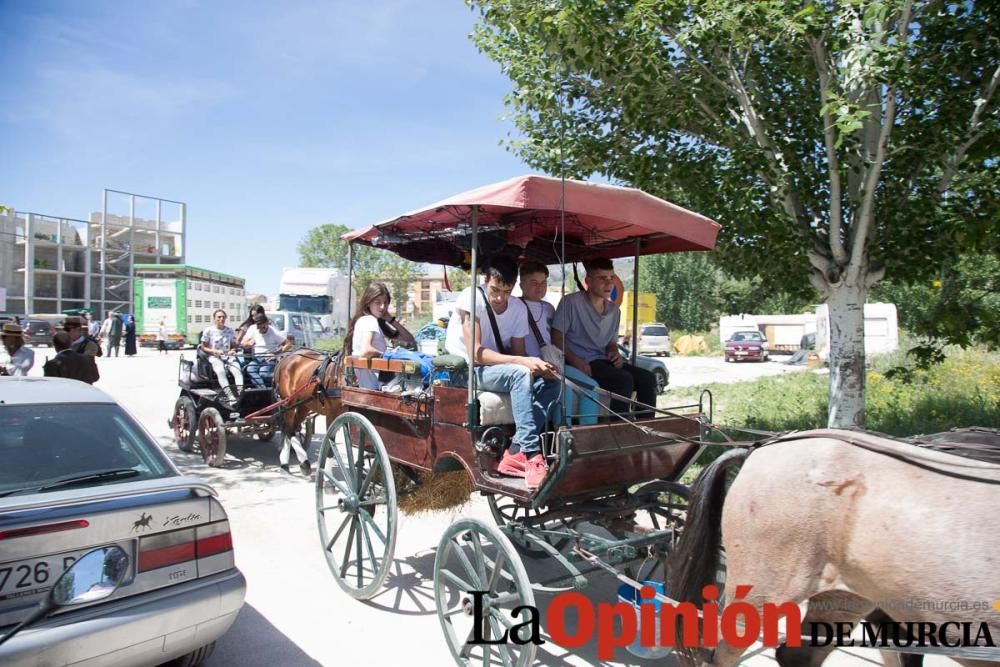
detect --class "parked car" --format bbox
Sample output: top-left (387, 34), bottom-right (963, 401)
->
top-left (636, 322), bottom-right (671, 356)
top-left (21, 319), bottom-right (53, 347)
top-left (619, 344), bottom-right (669, 394)
top-left (724, 330), bottom-right (770, 362)
top-left (0, 377), bottom-right (246, 667)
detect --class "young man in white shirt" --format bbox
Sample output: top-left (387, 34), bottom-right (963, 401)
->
top-left (518, 261), bottom-right (601, 426)
top-left (241, 314), bottom-right (291, 387)
top-left (445, 255), bottom-right (560, 489)
top-left (200, 309), bottom-right (243, 402)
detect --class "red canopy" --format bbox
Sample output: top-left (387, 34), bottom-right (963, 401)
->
top-left (343, 175), bottom-right (720, 266)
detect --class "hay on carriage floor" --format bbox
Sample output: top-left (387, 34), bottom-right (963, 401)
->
top-left (397, 470), bottom-right (474, 516)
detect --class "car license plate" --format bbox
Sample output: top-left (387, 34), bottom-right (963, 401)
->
top-left (0, 549), bottom-right (93, 603)
top-left (735, 351), bottom-right (748, 356)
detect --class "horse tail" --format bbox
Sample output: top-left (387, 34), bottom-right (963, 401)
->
top-left (669, 447), bottom-right (750, 607)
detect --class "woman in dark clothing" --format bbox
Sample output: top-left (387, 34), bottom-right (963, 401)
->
top-left (124, 315), bottom-right (138, 356)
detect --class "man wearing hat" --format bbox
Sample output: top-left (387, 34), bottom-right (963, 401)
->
top-left (241, 313), bottom-right (291, 387)
top-left (0, 322), bottom-right (35, 376)
top-left (64, 316), bottom-right (101, 357)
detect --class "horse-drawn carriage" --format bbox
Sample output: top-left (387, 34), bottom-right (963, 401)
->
top-left (302, 175), bottom-right (999, 667)
top-left (303, 175), bottom-right (729, 664)
top-left (170, 350), bottom-right (316, 466)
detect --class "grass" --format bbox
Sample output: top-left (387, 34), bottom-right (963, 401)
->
top-left (667, 346), bottom-right (1000, 438)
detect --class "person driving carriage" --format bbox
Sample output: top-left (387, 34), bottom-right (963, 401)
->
top-left (444, 254), bottom-right (561, 489)
top-left (241, 313), bottom-right (291, 387)
top-left (200, 308), bottom-right (243, 404)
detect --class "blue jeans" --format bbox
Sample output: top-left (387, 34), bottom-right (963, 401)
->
top-left (473, 364), bottom-right (561, 456)
top-left (245, 357), bottom-right (276, 388)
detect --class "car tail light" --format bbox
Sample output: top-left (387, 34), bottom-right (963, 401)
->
top-left (137, 521), bottom-right (233, 572)
top-left (0, 519), bottom-right (89, 540)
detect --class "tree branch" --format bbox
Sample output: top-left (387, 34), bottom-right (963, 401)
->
top-left (810, 34), bottom-right (848, 265)
top-left (848, 0), bottom-right (913, 280)
top-left (937, 60), bottom-right (1000, 196)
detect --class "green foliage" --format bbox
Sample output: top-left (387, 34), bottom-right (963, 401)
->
top-left (640, 253), bottom-right (718, 330)
top-left (667, 347), bottom-right (1000, 437)
top-left (639, 252), bottom-right (817, 332)
top-left (298, 224), bottom-right (351, 270)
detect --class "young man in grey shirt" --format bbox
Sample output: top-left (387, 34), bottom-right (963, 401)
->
top-left (551, 257), bottom-right (657, 418)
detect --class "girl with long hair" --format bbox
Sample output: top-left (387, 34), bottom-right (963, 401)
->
top-left (344, 283), bottom-right (414, 389)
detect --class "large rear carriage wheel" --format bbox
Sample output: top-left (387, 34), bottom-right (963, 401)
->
top-left (434, 519), bottom-right (536, 667)
top-left (197, 407), bottom-right (227, 467)
top-left (315, 412), bottom-right (397, 600)
top-left (172, 397), bottom-right (196, 452)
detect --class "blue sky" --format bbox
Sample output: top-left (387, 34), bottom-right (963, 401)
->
top-left (0, 0), bottom-right (529, 294)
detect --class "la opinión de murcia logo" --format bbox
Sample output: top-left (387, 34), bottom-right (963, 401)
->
top-left (464, 584), bottom-right (998, 659)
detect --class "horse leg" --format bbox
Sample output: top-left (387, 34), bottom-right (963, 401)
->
top-left (774, 591), bottom-right (873, 667)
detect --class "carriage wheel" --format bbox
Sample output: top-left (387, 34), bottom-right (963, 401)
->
top-left (315, 412), bottom-right (397, 600)
top-left (623, 481), bottom-right (690, 582)
top-left (197, 408), bottom-right (227, 467)
top-left (485, 494), bottom-right (570, 558)
top-left (434, 518), bottom-right (536, 667)
top-left (172, 397), bottom-right (196, 452)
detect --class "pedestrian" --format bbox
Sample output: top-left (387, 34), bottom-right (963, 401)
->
top-left (86, 312), bottom-right (101, 338)
top-left (103, 313), bottom-right (123, 357)
top-left (44, 331), bottom-right (99, 384)
top-left (0, 322), bottom-right (35, 376)
top-left (124, 316), bottom-right (137, 357)
top-left (63, 316), bottom-right (102, 357)
top-left (157, 318), bottom-right (168, 354)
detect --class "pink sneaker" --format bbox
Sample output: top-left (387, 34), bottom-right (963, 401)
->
top-left (498, 450), bottom-right (528, 476)
top-left (525, 454), bottom-right (549, 489)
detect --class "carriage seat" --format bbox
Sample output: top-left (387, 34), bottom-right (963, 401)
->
top-left (432, 355), bottom-right (514, 425)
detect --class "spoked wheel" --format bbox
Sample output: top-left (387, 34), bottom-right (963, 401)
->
top-left (486, 494), bottom-right (569, 558)
top-left (197, 407), bottom-right (227, 467)
top-left (315, 411), bottom-right (397, 600)
top-left (621, 481), bottom-right (690, 582)
top-left (172, 396), bottom-right (196, 452)
top-left (434, 519), bottom-right (536, 667)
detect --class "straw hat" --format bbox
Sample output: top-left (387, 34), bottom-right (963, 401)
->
top-left (1, 322), bottom-right (24, 337)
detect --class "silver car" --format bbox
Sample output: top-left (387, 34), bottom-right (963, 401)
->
top-left (0, 377), bottom-right (245, 667)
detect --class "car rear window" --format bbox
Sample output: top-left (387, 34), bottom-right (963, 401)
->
top-left (641, 326), bottom-right (668, 336)
top-left (0, 404), bottom-right (172, 497)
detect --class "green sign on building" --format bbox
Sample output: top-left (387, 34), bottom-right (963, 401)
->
top-left (148, 296), bottom-right (172, 308)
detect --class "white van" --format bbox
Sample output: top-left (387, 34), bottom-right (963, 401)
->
top-left (265, 311), bottom-right (331, 348)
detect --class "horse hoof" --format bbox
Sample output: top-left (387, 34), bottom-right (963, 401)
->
top-left (280, 464), bottom-right (291, 473)
top-left (300, 461), bottom-right (312, 476)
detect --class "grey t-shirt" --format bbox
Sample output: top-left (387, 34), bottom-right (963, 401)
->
top-left (551, 290), bottom-right (620, 362)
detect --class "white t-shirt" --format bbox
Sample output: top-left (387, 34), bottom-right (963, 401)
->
top-left (351, 315), bottom-right (386, 390)
top-left (246, 325), bottom-right (286, 354)
top-left (521, 298), bottom-right (555, 358)
top-left (445, 285), bottom-right (530, 358)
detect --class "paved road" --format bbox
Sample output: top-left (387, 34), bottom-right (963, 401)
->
top-left (29, 346), bottom-right (945, 667)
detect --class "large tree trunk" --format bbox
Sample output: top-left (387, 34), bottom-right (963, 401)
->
top-left (826, 279), bottom-right (867, 428)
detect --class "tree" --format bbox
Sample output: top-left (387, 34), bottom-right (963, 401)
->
top-left (297, 223), bottom-right (422, 318)
top-left (470, 0), bottom-right (1000, 427)
top-left (641, 253), bottom-right (720, 331)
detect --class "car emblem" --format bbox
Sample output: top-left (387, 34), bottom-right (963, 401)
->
top-left (131, 512), bottom-right (153, 532)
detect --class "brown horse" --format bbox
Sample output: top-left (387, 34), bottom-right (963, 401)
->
top-left (669, 428), bottom-right (1000, 667)
top-left (272, 349), bottom-right (345, 474)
